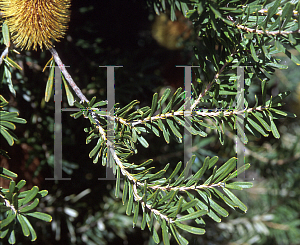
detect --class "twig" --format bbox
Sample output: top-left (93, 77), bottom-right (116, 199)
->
top-left (191, 50), bottom-right (236, 111)
top-left (0, 47), bottom-right (9, 65)
top-left (131, 105), bottom-right (269, 127)
top-left (49, 47), bottom-right (88, 103)
top-left (0, 193), bottom-right (16, 214)
top-left (235, 24), bottom-right (300, 36)
top-left (46, 48), bottom-right (242, 224)
top-left (257, 8), bottom-right (299, 17)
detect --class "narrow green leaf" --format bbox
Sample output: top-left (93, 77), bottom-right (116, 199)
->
top-left (250, 42), bottom-right (259, 62)
top-left (181, 199), bottom-right (198, 213)
top-left (209, 4), bottom-right (222, 19)
top-left (268, 0), bottom-right (281, 18)
top-left (152, 224), bottom-right (160, 244)
top-left (145, 122), bottom-right (160, 137)
top-left (93, 100), bottom-right (107, 107)
top-left (223, 188), bottom-right (247, 212)
top-left (37, 190), bottom-right (48, 198)
top-left (269, 112), bottom-right (280, 138)
top-left (262, 45), bottom-right (271, 59)
top-left (170, 197), bottom-right (184, 218)
top-left (175, 222), bottom-right (205, 235)
top-left (190, 157), bottom-right (210, 183)
top-left (166, 119), bottom-right (182, 138)
top-left (280, 2), bottom-right (294, 30)
top-left (62, 74), bottom-right (74, 106)
top-left (225, 182), bottom-right (253, 189)
top-left (204, 165), bottom-right (217, 185)
top-left (226, 163), bottom-right (251, 181)
top-left (162, 219), bottom-right (170, 245)
top-left (148, 165), bottom-right (168, 182)
top-left (171, 168), bottom-right (186, 187)
top-left (208, 156), bottom-right (218, 169)
top-left (176, 210), bottom-right (207, 222)
top-left (158, 118), bottom-right (170, 143)
top-left (45, 63), bottom-right (54, 102)
top-left (0, 226), bottom-right (9, 239)
top-left (3, 64), bottom-right (15, 96)
top-left (170, 223), bottom-right (189, 245)
top-left (267, 16), bottom-right (280, 31)
top-left (141, 210), bottom-right (147, 230)
top-left (117, 100), bottom-right (139, 117)
top-left (5, 57), bottom-right (22, 70)
top-left (26, 212), bottom-right (52, 222)
top-left (213, 157), bottom-right (237, 183)
top-left (115, 165), bottom-right (121, 198)
top-left (8, 229), bottom-right (16, 244)
top-left (2, 22), bottom-right (10, 46)
top-left (20, 198), bottom-right (39, 213)
top-left (88, 96), bottom-right (96, 107)
top-left (122, 180), bottom-right (128, 205)
top-left (0, 210), bottom-right (16, 229)
top-left (183, 155), bottom-right (196, 181)
top-left (22, 216), bottom-right (37, 241)
top-left (267, 62), bottom-right (288, 69)
top-left (247, 117), bottom-right (268, 136)
top-left (147, 212), bottom-right (154, 231)
top-left (269, 108), bottom-right (288, 116)
top-left (211, 188), bottom-right (237, 209)
top-left (19, 186), bottom-right (39, 206)
top-left (150, 93), bottom-right (158, 117)
top-left (158, 189), bottom-right (176, 205)
top-left (195, 194), bottom-right (221, 222)
top-left (0, 126), bottom-right (14, 146)
top-left (0, 167), bottom-right (17, 178)
top-left (89, 138), bottom-right (102, 158)
top-left (197, 190), bottom-right (228, 217)
top-left (166, 161), bottom-right (182, 181)
top-left (251, 111), bottom-right (270, 131)
top-left (0, 121), bottom-right (16, 130)
top-left (164, 189), bottom-right (179, 211)
top-left (137, 134), bottom-right (149, 148)
top-left (134, 159), bottom-right (154, 169)
top-left (126, 184), bottom-right (134, 215)
top-left (157, 88), bottom-right (171, 111)
top-left (147, 189), bottom-right (160, 205)
top-left (133, 201), bottom-right (139, 227)
top-left (17, 214), bottom-right (30, 237)
top-left (70, 110), bottom-right (83, 119)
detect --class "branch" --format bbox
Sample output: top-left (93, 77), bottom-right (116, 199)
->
top-left (235, 24), bottom-right (300, 36)
top-left (191, 50), bottom-right (236, 111)
top-left (106, 139), bottom-right (175, 223)
top-left (48, 48), bottom-right (247, 227)
top-left (0, 46), bottom-right (9, 65)
top-left (257, 8), bottom-right (299, 17)
top-left (45, 52), bottom-right (141, 197)
top-left (47, 50), bottom-right (145, 204)
top-left (0, 192), bottom-right (16, 214)
top-left (49, 47), bottom-right (88, 103)
top-left (131, 105), bottom-right (269, 127)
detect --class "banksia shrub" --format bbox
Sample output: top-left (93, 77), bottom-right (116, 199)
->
top-left (0, 0), bottom-right (71, 50)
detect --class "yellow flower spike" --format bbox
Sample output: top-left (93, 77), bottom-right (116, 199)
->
top-left (0, 0), bottom-right (71, 51)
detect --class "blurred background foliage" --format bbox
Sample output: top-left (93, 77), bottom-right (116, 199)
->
top-left (0, 0), bottom-right (300, 244)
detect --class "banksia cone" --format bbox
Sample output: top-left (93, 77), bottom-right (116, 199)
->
top-left (152, 11), bottom-right (192, 50)
top-left (0, 0), bottom-right (71, 50)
